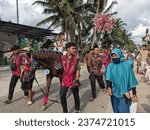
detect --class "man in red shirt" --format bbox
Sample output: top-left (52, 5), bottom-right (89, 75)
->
top-left (60, 42), bottom-right (81, 113)
top-left (4, 45), bottom-right (21, 104)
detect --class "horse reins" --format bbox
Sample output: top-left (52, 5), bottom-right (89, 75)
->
top-left (32, 56), bottom-right (72, 104)
top-left (34, 75), bottom-right (72, 104)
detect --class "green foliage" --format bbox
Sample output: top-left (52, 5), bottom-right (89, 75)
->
top-left (34, 0), bottom-right (137, 53)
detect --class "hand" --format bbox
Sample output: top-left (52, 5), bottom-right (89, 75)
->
top-left (132, 94), bottom-right (138, 102)
top-left (107, 87), bottom-right (112, 96)
top-left (72, 79), bottom-right (81, 88)
top-left (100, 70), bottom-right (103, 75)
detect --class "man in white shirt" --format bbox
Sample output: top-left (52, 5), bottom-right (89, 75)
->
top-left (53, 32), bottom-right (66, 55)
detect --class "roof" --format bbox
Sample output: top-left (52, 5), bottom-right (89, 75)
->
top-left (0, 20), bottom-right (56, 40)
top-left (40, 39), bottom-right (54, 49)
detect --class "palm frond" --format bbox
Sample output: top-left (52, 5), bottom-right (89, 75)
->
top-left (32, 1), bottom-right (49, 7)
top-left (104, 1), bottom-right (118, 14)
top-left (36, 16), bottom-right (54, 26)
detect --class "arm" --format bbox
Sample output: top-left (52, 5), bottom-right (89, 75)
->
top-left (106, 80), bottom-right (112, 96)
top-left (75, 70), bottom-right (80, 80)
top-left (75, 59), bottom-right (81, 80)
top-left (72, 59), bottom-right (81, 87)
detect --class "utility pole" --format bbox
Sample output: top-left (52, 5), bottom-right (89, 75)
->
top-left (16, 0), bottom-right (19, 23)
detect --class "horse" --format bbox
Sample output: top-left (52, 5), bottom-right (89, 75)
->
top-left (31, 49), bottom-right (63, 110)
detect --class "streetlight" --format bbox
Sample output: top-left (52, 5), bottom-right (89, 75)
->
top-left (16, 0), bottom-right (19, 23)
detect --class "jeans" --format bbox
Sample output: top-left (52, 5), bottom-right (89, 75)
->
top-left (60, 86), bottom-right (80, 113)
top-left (111, 95), bottom-right (131, 113)
top-left (8, 75), bottom-right (20, 100)
top-left (90, 73), bottom-right (105, 98)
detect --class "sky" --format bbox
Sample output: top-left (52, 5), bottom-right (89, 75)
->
top-left (0, 0), bottom-right (150, 44)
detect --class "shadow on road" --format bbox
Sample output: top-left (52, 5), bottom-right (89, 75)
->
top-left (140, 95), bottom-right (150, 113)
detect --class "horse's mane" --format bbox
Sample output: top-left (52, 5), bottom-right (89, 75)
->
top-left (32, 49), bottom-right (62, 60)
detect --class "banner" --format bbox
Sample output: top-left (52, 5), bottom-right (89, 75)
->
top-left (0, 113), bottom-right (149, 130)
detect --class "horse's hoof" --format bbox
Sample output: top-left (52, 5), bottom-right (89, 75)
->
top-left (41, 106), bottom-right (47, 111)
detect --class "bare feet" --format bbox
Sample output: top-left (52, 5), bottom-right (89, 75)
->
top-left (41, 105), bottom-right (47, 111)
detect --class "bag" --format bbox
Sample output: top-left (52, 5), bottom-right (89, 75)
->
top-left (130, 102), bottom-right (137, 113)
top-left (10, 63), bottom-right (17, 71)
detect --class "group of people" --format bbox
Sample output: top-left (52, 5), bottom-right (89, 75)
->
top-left (3, 42), bottom-right (81, 113)
top-left (84, 46), bottom-right (138, 113)
top-left (4, 37), bottom-right (141, 113)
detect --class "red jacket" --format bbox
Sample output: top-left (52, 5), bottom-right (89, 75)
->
top-left (61, 54), bottom-right (77, 87)
top-left (12, 54), bottom-right (21, 76)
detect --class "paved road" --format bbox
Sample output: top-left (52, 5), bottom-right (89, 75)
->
top-left (0, 65), bottom-right (150, 113)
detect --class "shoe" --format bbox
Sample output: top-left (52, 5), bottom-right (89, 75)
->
top-left (89, 97), bottom-right (95, 101)
top-left (74, 110), bottom-right (80, 113)
top-left (27, 101), bottom-right (33, 105)
top-left (4, 100), bottom-right (12, 104)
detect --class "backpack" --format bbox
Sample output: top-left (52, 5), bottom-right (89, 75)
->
top-left (10, 62), bottom-right (17, 71)
top-left (10, 56), bottom-right (17, 71)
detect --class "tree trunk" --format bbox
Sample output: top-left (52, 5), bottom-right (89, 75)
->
top-left (91, 0), bottom-right (100, 48)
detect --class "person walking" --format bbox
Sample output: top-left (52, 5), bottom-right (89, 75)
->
top-left (106, 48), bottom-right (138, 113)
top-left (4, 45), bottom-right (21, 104)
top-left (21, 51), bottom-right (35, 105)
top-left (84, 49), bottom-right (93, 73)
top-left (89, 45), bottom-right (105, 101)
top-left (60, 42), bottom-right (81, 113)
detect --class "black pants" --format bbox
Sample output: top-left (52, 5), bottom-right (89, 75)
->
top-left (90, 73), bottom-right (105, 98)
top-left (60, 86), bottom-right (80, 113)
top-left (21, 79), bottom-right (34, 96)
top-left (8, 75), bottom-right (20, 100)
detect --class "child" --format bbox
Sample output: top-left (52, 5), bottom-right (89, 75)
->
top-left (21, 52), bottom-right (35, 105)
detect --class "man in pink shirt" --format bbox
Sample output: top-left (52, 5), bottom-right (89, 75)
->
top-left (4, 45), bottom-right (21, 104)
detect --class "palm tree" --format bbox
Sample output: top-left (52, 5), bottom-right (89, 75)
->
top-left (33, 0), bottom-right (76, 41)
top-left (103, 18), bottom-right (137, 50)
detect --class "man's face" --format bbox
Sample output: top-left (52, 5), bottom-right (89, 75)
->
top-left (103, 48), bottom-right (106, 52)
top-left (13, 49), bottom-right (18, 55)
top-left (60, 34), bottom-right (65, 41)
top-left (128, 52), bottom-right (132, 55)
top-left (67, 46), bottom-right (76, 55)
top-left (94, 48), bottom-right (99, 55)
top-left (89, 50), bottom-right (93, 54)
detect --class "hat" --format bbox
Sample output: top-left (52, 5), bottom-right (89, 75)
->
top-left (22, 46), bottom-right (30, 51)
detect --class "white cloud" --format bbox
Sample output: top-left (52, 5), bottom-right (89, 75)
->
top-left (0, 0), bottom-right (47, 27)
top-left (132, 24), bottom-right (148, 37)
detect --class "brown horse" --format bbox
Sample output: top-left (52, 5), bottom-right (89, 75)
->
top-left (32, 49), bottom-right (63, 110)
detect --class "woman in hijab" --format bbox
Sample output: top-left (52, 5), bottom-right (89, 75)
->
top-left (106, 48), bottom-right (138, 113)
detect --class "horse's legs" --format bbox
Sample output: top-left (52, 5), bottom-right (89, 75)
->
top-left (41, 75), bottom-right (53, 111)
